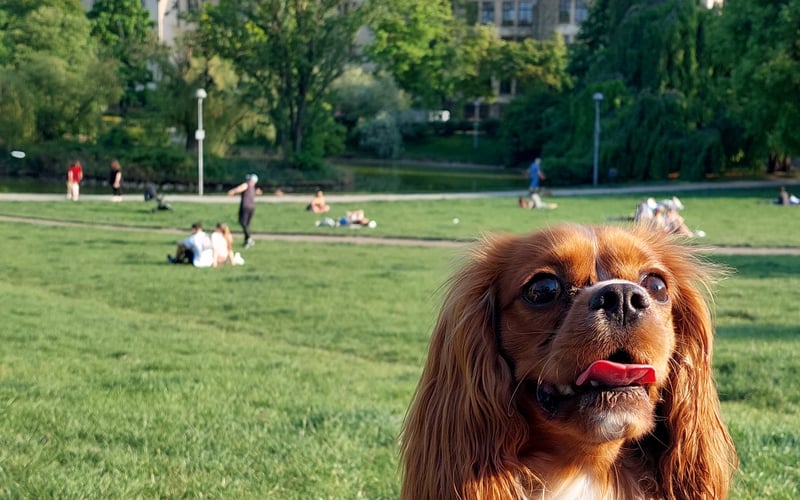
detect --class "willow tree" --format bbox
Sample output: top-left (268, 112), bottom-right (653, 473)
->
top-left (509, 0), bottom-right (723, 183)
top-left (196, 0), bottom-right (369, 166)
top-left (707, 0), bottom-right (800, 171)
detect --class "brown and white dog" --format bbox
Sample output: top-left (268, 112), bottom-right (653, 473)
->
top-left (400, 224), bottom-right (736, 499)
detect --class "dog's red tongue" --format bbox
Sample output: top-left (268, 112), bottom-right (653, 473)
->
top-left (576, 360), bottom-right (657, 387)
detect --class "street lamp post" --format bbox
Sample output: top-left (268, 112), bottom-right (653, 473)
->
top-left (592, 92), bottom-right (603, 186)
top-left (195, 88), bottom-right (207, 196)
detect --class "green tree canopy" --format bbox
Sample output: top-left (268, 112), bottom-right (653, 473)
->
top-left (0, 0), bottom-right (121, 144)
top-left (708, 0), bottom-right (800, 168)
top-left (366, 0), bottom-right (505, 108)
top-left (504, 0), bottom-right (724, 183)
top-left (87, 0), bottom-right (161, 112)
top-left (196, 0), bottom-right (368, 166)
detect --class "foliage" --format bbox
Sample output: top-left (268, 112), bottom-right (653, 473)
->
top-left (145, 41), bottom-right (268, 158)
top-left (357, 112), bottom-right (403, 159)
top-left (330, 66), bottom-right (409, 144)
top-left (504, 0), bottom-right (730, 183)
top-left (365, 0), bottom-right (468, 107)
top-left (0, 1), bottom-right (121, 144)
top-left (2, 140), bottom-right (195, 185)
top-left (87, 0), bottom-right (160, 112)
top-left (196, 0), bottom-right (369, 167)
top-left (707, 0), bottom-right (800, 166)
top-left (492, 35), bottom-right (573, 94)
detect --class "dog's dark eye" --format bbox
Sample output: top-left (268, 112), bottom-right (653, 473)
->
top-left (523, 274), bottom-right (562, 305)
top-left (642, 274), bottom-right (669, 303)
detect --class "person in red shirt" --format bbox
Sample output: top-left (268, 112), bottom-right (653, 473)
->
top-left (67, 161), bottom-right (83, 201)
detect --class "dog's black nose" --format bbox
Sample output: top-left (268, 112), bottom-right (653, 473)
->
top-left (589, 282), bottom-right (650, 325)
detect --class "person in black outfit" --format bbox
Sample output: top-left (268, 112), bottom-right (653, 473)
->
top-left (227, 174), bottom-right (262, 248)
top-left (109, 159), bottom-right (122, 201)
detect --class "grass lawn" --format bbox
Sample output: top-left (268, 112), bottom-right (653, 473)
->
top-left (0, 186), bottom-right (797, 247)
top-left (1, 192), bottom-right (799, 498)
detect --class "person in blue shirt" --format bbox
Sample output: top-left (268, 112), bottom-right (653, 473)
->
top-left (527, 157), bottom-right (545, 194)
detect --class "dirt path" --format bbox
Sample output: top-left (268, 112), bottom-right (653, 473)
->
top-left (1, 214), bottom-right (798, 255)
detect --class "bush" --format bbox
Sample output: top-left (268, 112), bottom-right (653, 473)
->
top-left (542, 155), bottom-right (594, 186)
top-left (357, 113), bottom-right (403, 159)
top-left (398, 122), bottom-right (428, 143)
top-left (482, 118), bottom-right (501, 138)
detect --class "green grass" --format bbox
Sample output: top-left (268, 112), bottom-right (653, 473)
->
top-left (0, 187), bottom-right (797, 246)
top-left (1, 193), bottom-right (799, 498)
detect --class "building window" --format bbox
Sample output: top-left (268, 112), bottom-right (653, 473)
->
top-left (575, 0), bottom-right (588, 22)
top-left (518, 1), bottom-right (533, 26)
top-left (481, 2), bottom-right (495, 24)
top-left (499, 79), bottom-right (513, 95)
top-left (187, 0), bottom-right (201, 11)
top-left (502, 2), bottom-right (515, 26)
top-left (559, 0), bottom-right (571, 23)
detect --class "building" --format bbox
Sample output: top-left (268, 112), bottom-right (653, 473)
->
top-left (469, 0), bottom-right (589, 44)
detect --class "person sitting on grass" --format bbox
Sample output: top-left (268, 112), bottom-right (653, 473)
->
top-left (211, 223), bottom-right (234, 267)
top-left (307, 190), bottom-right (331, 213)
top-left (775, 186), bottom-right (800, 206)
top-left (168, 222), bottom-right (213, 267)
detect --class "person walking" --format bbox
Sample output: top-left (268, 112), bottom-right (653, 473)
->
top-left (527, 157), bottom-right (545, 195)
top-left (227, 174), bottom-right (262, 248)
top-left (109, 159), bottom-right (123, 202)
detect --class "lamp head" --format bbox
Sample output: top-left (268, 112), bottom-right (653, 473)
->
top-left (196, 88), bottom-right (207, 99)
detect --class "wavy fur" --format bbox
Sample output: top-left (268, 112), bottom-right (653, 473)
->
top-left (400, 224), bottom-right (736, 499)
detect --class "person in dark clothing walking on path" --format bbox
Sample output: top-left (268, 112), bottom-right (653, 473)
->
top-left (227, 174), bottom-right (262, 248)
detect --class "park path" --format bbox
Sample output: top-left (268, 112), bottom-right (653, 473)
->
top-left (2, 179), bottom-right (799, 255)
top-left (1, 177), bottom-right (798, 204)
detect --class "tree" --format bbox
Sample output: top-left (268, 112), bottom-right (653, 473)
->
top-left (196, 0), bottom-right (368, 166)
top-left (87, 0), bottom-right (162, 113)
top-left (329, 66), bottom-right (408, 142)
top-left (503, 0), bottom-right (724, 182)
top-left (0, 1), bottom-right (121, 142)
top-left (708, 0), bottom-right (800, 169)
top-left (366, 0), bottom-right (500, 108)
top-left (493, 35), bottom-right (572, 94)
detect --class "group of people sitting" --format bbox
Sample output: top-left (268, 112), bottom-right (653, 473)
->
top-left (634, 196), bottom-right (705, 237)
top-left (167, 222), bottom-right (245, 268)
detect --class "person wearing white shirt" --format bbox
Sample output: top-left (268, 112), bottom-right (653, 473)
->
top-left (168, 222), bottom-right (213, 267)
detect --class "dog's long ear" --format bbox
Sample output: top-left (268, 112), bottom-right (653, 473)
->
top-left (400, 236), bottom-right (530, 499)
top-left (653, 252), bottom-right (737, 499)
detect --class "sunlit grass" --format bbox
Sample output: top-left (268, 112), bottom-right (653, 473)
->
top-left (0, 197), bottom-right (798, 498)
